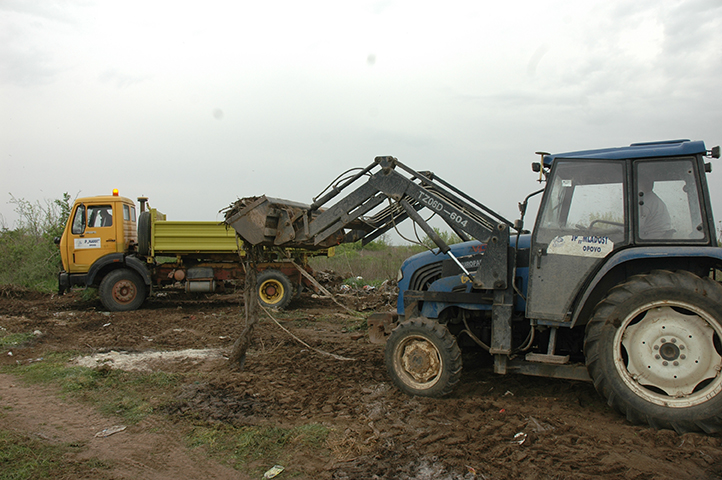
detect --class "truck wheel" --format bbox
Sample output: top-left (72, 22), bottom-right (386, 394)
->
top-left (137, 211), bottom-right (151, 256)
top-left (385, 317), bottom-right (462, 397)
top-left (99, 269), bottom-right (147, 312)
top-left (256, 270), bottom-right (293, 309)
top-left (584, 270), bottom-right (722, 433)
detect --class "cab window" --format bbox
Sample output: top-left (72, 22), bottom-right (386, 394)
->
top-left (635, 159), bottom-right (705, 241)
top-left (87, 205), bottom-right (113, 227)
top-left (71, 206), bottom-right (86, 235)
top-left (123, 204), bottom-right (136, 222)
top-left (536, 160), bottom-right (626, 245)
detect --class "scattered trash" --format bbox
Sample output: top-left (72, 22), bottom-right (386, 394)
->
top-left (32, 330), bottom-right (42, 336)
top-left (503, 390), bottom-right (514, 396)
top-left (499, 408), bottom-right (505, 413)
top-left (101, 312), bottom-right (111, 317)
top-left (466, 465), bottom-right (477, 475)
top-left (339, 284), bottom-right (351, 292)
top-left (94, 425), bottom-right (127, 437)
top-left (7, 351), bottom-right (12, 356)
top-left (102, 323), bottom-right (111, 328)
top-left (362, 284), bottom-right (376, 291)
top-left (511, 432), bottom-right (528, 445)
top-left (527, 416), bottom-right (553, 432)
top-left (263, 465), bottom-right (285, 479)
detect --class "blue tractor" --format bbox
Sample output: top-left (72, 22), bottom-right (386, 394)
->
top-left (227, 139), bottom-right (722, 433)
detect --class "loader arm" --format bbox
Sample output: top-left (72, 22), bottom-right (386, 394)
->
top-left (224, 156), bottom-right (515, 290)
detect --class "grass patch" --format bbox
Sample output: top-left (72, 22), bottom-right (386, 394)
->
top-left (1, 352), bottom-right (181, 424)
top-left (0, 428), bottom-right (111, 480)
top-left (0, 332), bottom-right (36, 352)
top-left (187, 423), bottom-right (329, 475)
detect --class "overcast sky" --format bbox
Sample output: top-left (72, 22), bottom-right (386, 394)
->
top-left (2, 0), bottom-right (721, 240)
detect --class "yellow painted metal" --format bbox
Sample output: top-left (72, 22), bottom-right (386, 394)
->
top-left (151, 220), bottom-right (241, 255)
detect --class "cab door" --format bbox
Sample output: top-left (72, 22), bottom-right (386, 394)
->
top-left (526, 160), bottom-right (628, 322)
top-left (66, 202), bottom-right (118, 273)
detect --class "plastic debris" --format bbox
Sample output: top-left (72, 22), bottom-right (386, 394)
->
top-left (94, 425), bottom-right (127, 437)
top-left (102, 323), bottom-right (111, 327)
top-left (263, 465), bottom-right (285, 479)
top-left (503, 390), bottom-right (514, 396)
top-left (7, 351), bottom-right (12, 356)
top-left (512, 432), bottom-right (528, 445)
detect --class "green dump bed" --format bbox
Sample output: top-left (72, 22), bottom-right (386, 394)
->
top-left (151, 219), bottom-right (240, 256)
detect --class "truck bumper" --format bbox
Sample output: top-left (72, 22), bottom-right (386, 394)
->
top-left (58, 271), bottom-right (88, 294)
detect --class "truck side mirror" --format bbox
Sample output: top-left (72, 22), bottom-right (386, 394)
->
top-left (531, 162), bottom-right (541, 173)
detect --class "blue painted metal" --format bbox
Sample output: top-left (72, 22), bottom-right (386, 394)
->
top-left (542, 139), bottom-right (707, 167)
top-left (397, 235), bottom-right (531, 318)
top-left (568, 245), bottom-right (722, 327)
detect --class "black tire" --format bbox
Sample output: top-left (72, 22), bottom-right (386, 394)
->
top-left (137, 211), bottom-right (151, 256)
top-left (256, 270), bottom-right (293, 309)
top-left (584, 270), bottom-right (722, 433)
top-left (99, 269), bottom-right (147, 312)
top-left (385, 317), bottom-right (462, 397)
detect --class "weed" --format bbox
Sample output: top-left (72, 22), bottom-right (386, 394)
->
top-left (0, 332), bottom-right (36, 352)
top-left (0, 428), bottom-right (111, 480)
top-left (187, 423), bottom-right (329, 474)
top-left (2, 354), bottom-right (181, 424)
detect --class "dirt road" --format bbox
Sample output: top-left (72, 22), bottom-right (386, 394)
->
top-left (1, 288), bottom-right (721, 479)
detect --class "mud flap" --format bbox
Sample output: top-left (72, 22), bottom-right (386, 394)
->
top-left (367, 312), bottom-right (399, 344)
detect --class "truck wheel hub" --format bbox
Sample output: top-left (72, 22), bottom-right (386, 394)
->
top-left (113, 281), bottom-right (136, 303)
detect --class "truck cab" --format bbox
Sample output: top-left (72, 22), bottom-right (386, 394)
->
top-left (57, 192), bottom-right (138, 287)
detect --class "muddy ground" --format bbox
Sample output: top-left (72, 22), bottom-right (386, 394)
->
top-left (1, 286), bottom-right (721, 480)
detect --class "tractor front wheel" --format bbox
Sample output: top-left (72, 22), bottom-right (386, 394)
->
top-left (385, 317), bottom-right (462, 397)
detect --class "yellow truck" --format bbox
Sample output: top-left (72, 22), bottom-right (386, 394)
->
top-left (55, 190), bottom-right (327, 311)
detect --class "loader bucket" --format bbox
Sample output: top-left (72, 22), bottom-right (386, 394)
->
top-left (224, 196), bottom-right (303, 246)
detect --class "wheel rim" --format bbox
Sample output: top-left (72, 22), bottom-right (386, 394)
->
top-left (393, 335), bottom-right (443, 389)
top-left (112, 280), bottom-right (137, 305)
top-left (259, 279), bottom-right (284, 305)
top-left (614, 300), bottom-right (722, 408)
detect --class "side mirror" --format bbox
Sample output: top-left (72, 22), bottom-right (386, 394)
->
top-left (531, 162), bottom-right (541, 173)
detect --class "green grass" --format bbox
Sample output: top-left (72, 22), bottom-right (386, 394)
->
top-left (1, 352), bottom-right (181, 424)
top-left (0, 429), bottom-right (111, 480)
top-left (0, 332), bottom-right (36, 352)
top-left (187, 423), bottom-right (329, 475)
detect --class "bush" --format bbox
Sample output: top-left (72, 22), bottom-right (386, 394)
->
top-left (0, 193), bottom-right (71, 292)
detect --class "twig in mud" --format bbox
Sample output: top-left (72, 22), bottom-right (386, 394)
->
top-left (228, 243), bottom-right (261, 368)
top-left (260, 305), bottom-right (356, 361)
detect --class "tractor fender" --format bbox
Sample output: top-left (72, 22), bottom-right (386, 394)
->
top-left (570, 245), bottom-right (722, 328)
top-left (86, 254), bottom-right (152, 287)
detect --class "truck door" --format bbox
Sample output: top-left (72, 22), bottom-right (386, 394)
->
top-left (526, 160), bottom-right (628, 322)
top-left (66, 203), bottom-right (118, 273)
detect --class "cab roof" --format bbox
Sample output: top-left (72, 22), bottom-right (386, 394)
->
top-left (543, 139), bottom-right (708, 168)
top-left (75, 195), bottom-right (135, 205)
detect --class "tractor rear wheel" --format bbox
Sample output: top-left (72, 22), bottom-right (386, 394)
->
top-left (584, 270), bottom-right (722, 433)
